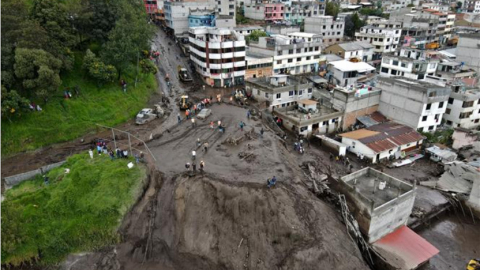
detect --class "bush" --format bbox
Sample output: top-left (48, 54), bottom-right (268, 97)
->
top-left (1, 153), bottom-right (146, 266)
top-left (83, 49), bottom-right (118, 84)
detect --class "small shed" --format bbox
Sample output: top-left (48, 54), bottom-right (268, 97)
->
top-left (316, 135), bottom-right (347, 156)
top-left (426, 145), bottom-right (457, 163)
top-left (298, 99), bottom-right (318, 111)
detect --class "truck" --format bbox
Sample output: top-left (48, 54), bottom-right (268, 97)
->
top-left (135, 104), bottom-right (164, 125)
top-left (178, 66), bottom-right (193, 82)
top-left (426, 42), bottom-right (440, 50)
top-left (178, 95), bottom-right (193, 110)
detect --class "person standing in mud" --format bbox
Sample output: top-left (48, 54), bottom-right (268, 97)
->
top-left (203, 142), bottom-right (209, 152)
top-left (192, 162), bottom-right (196, 172)
top-left (200, 160), bottom-right (205, 172)
top-left (239, 121), bottom-right (244, 131)
top-left (192, 150), bottom-right (196, 161)
top-left (191, 118), bottom-right (196, 128)
top-left (177, 113), bottom-right (181, 124)
top-left (260, 128), bottom-right (264, 138)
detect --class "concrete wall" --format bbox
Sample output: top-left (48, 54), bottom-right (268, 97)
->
top-left (456, 34), bottom-right (480, 74)
top-left (3, 161), bottom-right (66, 187)
top-left (343, 105), bottom-right (379, 129)
top-left (244, 5), bottom-right (265, 20)
top-left (332, 89), bottom-right (381, 129)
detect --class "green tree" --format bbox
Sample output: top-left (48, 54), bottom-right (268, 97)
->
top-left (456, 1), bottom-right (462, 9)
top-left (1, 86), bottom-right (31, 122)
top-left (83, 49), bottom-right (117, 84)
top-left (14, 48), bottom-right (62, 99)
top-left (325, 2), bottom-right (340, 19)
top-left (139, 60), bottom-right (157, 74)
top-left (407, 3), bottom-right (415, 7)
top-left (246, 30), bottom-right (268, 44)
top-left (101, 0), bottom-right (154, 79)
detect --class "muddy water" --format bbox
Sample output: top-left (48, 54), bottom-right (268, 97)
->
top-left (417, 214), bottom-right (480, 270)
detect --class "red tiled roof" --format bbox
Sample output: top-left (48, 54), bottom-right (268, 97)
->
top-left (373, 226), bottom-right (439, 270)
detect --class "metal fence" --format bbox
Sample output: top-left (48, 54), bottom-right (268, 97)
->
top-left (95, 124), bottom-right (157, 167)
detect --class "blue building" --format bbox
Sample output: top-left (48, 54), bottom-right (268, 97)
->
top-left (188, 8), bottom-right (216, 28)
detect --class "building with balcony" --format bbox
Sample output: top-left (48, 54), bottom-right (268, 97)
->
top-left (420, 9), bottom-right (456, 43)
top-left (421, 3), bottom-right (450, 12)
top-left (431, 59), bottom-right (478, 84)
top-left (246, 75), bottom-right (314, 109)
top-left (245, 55), bottom-right (273, 79)
top-left (444, 83), bottom-right (480, 130)
top-left (164, 1), bottom-right (216, 35)
top-left (244, 3), bottom-right (285, 22)
top-left (248, 33), bottom-right (322, 75)
top-left (377, 77), bottom-right (452, 132)
top-left (216, 0), bottom-right (236, 17)
top-left (304, 16), bottom-right (345, 47)
top-left (188, 8), bottom-right (216, 28)
top-left (355, 20), bottom-right (402, 61)
top-left (284, 1), bottom-right (326, 25)
top-left (379, 48), bottom-right (440, 80)
top-left (464, 0), bottom-right (480, 13)
top-left (327, 60), bottom-right (376, 87)
top-left (325, 41), bottom-right (374, 63)
top-left (144, 0), bottom-right (158, 17)
top-left (189, 27), bottom-right (246, 87)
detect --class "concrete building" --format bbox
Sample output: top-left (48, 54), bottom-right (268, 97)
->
top-left (244, 3), bottom-right (285, 22)
top-left (216, 0), bottom-right (236, 17)
top-left (189, 27), bottom-right (246, 87)
top-left (266, 24), bottom-right (301, 35)
top-left (465, 0), bottom-right (480, 13)
top-left (377, 77), bottom-right (452, 132)
top-left (337, 167), bottom-right (417, 242)
top-left (216, 14), bottom-right (236, 29)
top-left (324, 41), bottom-right (374, 63)
top-left (245, 55), bottom-right (273, 79)
top-left (304, 16), bottom-right (345, 47)
top-left (144, 0), bottom-right (158, 17)
top-left (246, 75), bottom-right (314, 109)
top-left (444, 84), bottom-right (480, 129)
top-left (334, 167), bottom-right (439, 269)
top-left (284, 1), bottom-right (326, 25)
top-left (401, 16), bottom-right (439, 49)
top-left (432, 59), bottom-right (477, 84)
top-left (327, 60), bottom-right (376, 87)
top-left (164, 1), bottom-right (216, 35)
top-left (234, 25), bottom-right (264, 36)
top-left (340, 122), bottom-right (425, 163)
top-left (420, 9), bottom-right (456, 43)
top-left (381, 0), bottom-right (410, 12)
top-left (331, 85), bottom-right (382, 129)
top-left (421, 3), bottom-right (451, 12)
top-left (355, 20), bottom-right (402, 61)
top-left (456, 33), bottom-right (480, 74)
top-left (248, 33), bottom-right (322, 75)
top-left (379, 48), bottom-right (440, 80)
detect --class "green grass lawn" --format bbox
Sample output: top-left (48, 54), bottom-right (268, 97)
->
top-left (1, 51), bottom-right (157, 157)
top-left (1, 153), bottom-right (146, 266)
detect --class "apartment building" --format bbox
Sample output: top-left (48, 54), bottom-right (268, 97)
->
top-left (464, 0), bottom-right (480, 13)
top-left (328, 60), bottom-right (376, 87)
top-left (304, 16), bottom-right (345, 47)
top-left (401, 16), bottom-right (439, 49)
top-left (188, 8), bottom-right (216, 28)
top-left (380, 48), bottom-right (439, 80)
top-left (248, 33), bottom-right (322, 75)
top-left (244, 3), bottom-right (285, 21)
top-left (245, 55), bottom-right (273, 79)
top-left (189, 27), bottom-right (246, 87)
top-left (456, 33), bottom-right (480, 74)
top-left (266, 24), bottom-right (301, 35)
top-left (377, 77), bottom-right (451, 132)
top-left (355, 20), bottom-right (402, 61)
top-left (246, 75), bottom-right (314, 109)
top-left (217, 0), bottom-right (236, 17)
top-left (421, 9), bottom-right (456, 42)
top-left (164, 1), bottom-right (216, 34)
top-left (325, 41), bottom-right (374, 63)
top-left (284, 1), bottom-right (326, 25)
top-left (233, 26), bottom-right (264, 36)
top-left (421, 3), bottom-right (451, 12)
top-left (444, 83), bottom-right (480, 129)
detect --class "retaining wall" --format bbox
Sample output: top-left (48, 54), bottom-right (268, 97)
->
top-left (3, 161), bottom-right (66, 187)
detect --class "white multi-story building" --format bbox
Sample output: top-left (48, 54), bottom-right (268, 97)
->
top-left (456, 33), bottom-right (480, 74)
top-left (164, 1), bottom-right (216, 35)
top-left (304, 16), bottom-right (345, 47)
top-left (377, 77), bottom-right (452, 132)
top-left (189, 27), bottom-right (246, 87)
top-left (324, 41), bottom-right (374, 63)
top-left (463, 0), bottom-right (480, 12)
top-left (444, 84), bottom-right (480, 129)
top-left (380, 48), bottom-right (439, 80)
top-left (248, 32), bottom-right (322, 75)
top-left (217, 0), bottom-right (236, 16)
top-left (328, 60), bottom-right (376, 87)
top-left (355, 20), bottom-right (402, 61)
top-left (421, 3), bottom-right (451, 12)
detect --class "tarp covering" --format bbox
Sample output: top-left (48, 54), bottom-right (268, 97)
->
top-left (372, 225), bottom-right (439, 270)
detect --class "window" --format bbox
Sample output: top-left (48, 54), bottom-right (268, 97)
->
top-left (278, 50), bottom-right (283, 55)
top-left (288, 59), bottom-right (293, 63)
top-left (439, 101), bottom-right (444, 108)
top-left (306, 56), bottom-right (311, 60)
top-left (426, 103), bottom-right (432, 110)
top-left (299, 90), bottom-right (303, 95)
top-left (390, 69), bottom-right (397, 75)
top-left (265, 93), bottom-right (269, 98)
top-left (422, 116), bottom-right (427, 122)
top-left (308, 88), bottom-right (313, 93)
top-left (448, 97), bottom-right (454, 104)
top-left (276, 93), bottom-right (281, 99)
top-left (429, 92), bottom-right (437, 97)
top-left (393, 60), bottom-right (399, 66)
top-left (428, 125), bottom-right (434, 131)
top-left (401, 62), bottom-right (406, 68)
top-left (460, 112), bottom-right (472, 119)
top-left (297, 57), bottom-right (301, 61)
top-left (289, 49), bottom-right (293, 54)
top-left (463, 101), bottom-right (475, 108)
top-left (277, 60), bottom-right (282, 64)
top-left (289, 91), bottom-right (294, 96)
top-left (296, 49), bottom-right (301, 53)
top-left (381, 67), bottom-right (389, 73)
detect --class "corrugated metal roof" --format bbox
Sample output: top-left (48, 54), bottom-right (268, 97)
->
top-left (340, 129), bottom-right (380, 140)
top-left (338, 41), bottom-right (374, 51)
top-left (366, 139), bottom-right (397, 153)
top-left (373, 225), bottom-right (439, 270)
top-left (357, 115), bottom-right (379, 127)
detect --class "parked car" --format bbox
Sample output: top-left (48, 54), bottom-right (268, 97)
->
top-left (197, 108), bottom-right (212, 119)
top-left (135, 104), bottom-right (164, 125)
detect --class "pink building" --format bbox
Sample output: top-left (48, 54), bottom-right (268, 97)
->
top-left (244, 3), bottom-right (284, 21)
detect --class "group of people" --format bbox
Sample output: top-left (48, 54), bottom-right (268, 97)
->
top-left (329, 153), bottom-right (354, 172)
top-left (29, 102), bottom-right (42, 112)
top-left (294, 139), bottom-right (305, 154)
top-left (89, 139), bottom-right (144, 163)
top-left (185, 160), bottom-right (205, 173)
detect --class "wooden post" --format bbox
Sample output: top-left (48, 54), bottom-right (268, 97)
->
top-left (112, 129), bottom-right (117, 149)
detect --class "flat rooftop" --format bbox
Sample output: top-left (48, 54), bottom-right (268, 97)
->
top-left (246, 76), bottom-right (311, 89)
top-left (273, 102), bottom-right (342, 125)
top-left (341, 167), bottom-right (414, 208)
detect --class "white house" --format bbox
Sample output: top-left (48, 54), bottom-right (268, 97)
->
top-left (340, 122), bottom-right (425, 163)
top-left (380, 48), bottom-right (439, 80)
top-left (355, 20), bottom-right (402, 61)
top-left (444, 84), bottom-right (480, 130)
top-left (328, 60), bottom-right (376, 87)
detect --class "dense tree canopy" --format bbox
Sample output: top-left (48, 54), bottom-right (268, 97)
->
top-left (1, 0), bottom-right (153, 103)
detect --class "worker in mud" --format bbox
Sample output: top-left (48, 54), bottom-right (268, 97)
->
top-left (210, 121), bottom-right (214, 129)
top-left (177, 113), bottom-right (181, 124)
top-left (185, 162), bottom-right (190, 170)
top-left (239, 121), bottom-right (245, 131)
top-left (192, 162), bottom-right (196, 172)
top-left (260, 128), bottom-right (264, 138)
top-left (200, 160), bottom-right (205, 172)
top-left (203, 142), bottom-right (209, 152)
top-left (197, 138), bottom-right (201, 148)
top-left (185, 109), bottom-right (190, 120)
top-left (191, 117), bottom-right (196, 128)
top-left (217, 94), bottom-right (221, 103)
top-left (109, 150), bottom-right (115, 160)
top-left (247, 110), bottom-right (251, 119)
top-left (329, 153), bottom-right (334, 161)
top-left (267, 176), bottom-right (277, 188)
top-left (192, 150), bottom-right (196, 161)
